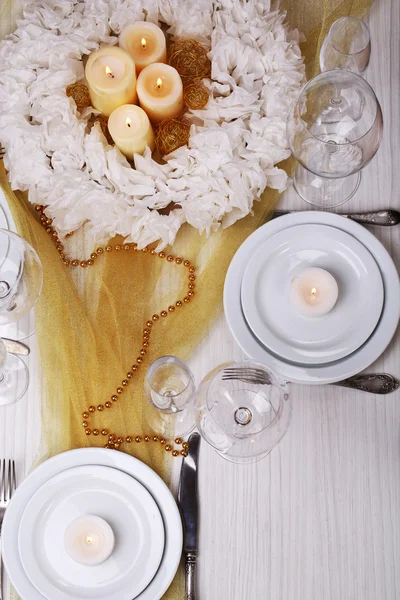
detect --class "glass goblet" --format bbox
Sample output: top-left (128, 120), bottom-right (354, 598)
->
top-left (320, 17), bottom-right (371, 75)
top-left (195, 361), bottom-right (292, 463)
top-left (0, 337), bottom-right (29, 406)
top-left (0, 229), bottom-right (43, 340)
top-left (144, 356), bottom-right (196, 439)
top-left (287, 70), bottom-right (383, 207)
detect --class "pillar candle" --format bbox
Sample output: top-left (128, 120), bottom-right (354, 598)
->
top-left (119, 22), bottom-right (167, 74)
top-left (85, 46), bottom-right (137, 117)
top-left (136, 63), bottom-right (184, 124)
top-left (108, 104), bottom-right (155, 158)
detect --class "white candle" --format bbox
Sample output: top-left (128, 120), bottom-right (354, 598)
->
top-left (290, 267), bottom-right (339, 318)
top-left (108, 104), bottom-right (155, 158)
top-left (64, 515), bottom-right (115, 566)
top-left (85, 46), bottom-right (137, 117)
top-left (136, 63), bottom-right (184, 124)
top-left (119, 22), bottom-right (167, 74)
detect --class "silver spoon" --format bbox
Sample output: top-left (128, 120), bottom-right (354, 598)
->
top-left (274, 209), bottom-right (400, 226)
top-left (334, 373), bottom-right (399, 394)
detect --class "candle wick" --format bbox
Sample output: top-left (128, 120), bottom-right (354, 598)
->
top-left (156, 77), bottom-right (163, 91)
top-left (141, 37), bottom-right (147, 49)
top-left (311, 287), bottom-right (317, 297)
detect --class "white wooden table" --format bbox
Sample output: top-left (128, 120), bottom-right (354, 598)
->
top-left (1, 0), bottom-right (399, 598)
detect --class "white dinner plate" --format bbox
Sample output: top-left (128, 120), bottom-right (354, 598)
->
top-left (18, 465), bottom-right (165, 600)
top-left (241, 224), bottom-right (384, 364)
top-left (2, 449), bottom-right (183, 600)
top-left (224, 212), bottom-right (400, 384)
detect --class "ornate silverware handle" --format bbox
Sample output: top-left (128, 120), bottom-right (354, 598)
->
top-left (335, 373), bottom-right (400, 394)
top-left (344, 210), bottom-right (400, 226)
top-left (185, 552), bottom-right (197, 600)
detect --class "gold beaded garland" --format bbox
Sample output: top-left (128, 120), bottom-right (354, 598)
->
top-left (34, 205), bottom-right (194, 457)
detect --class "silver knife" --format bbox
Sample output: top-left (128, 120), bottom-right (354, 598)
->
top-left (3, 338), bottom-right (30, 356)
top-left (273, 209), bottom-right (400, 226)
top-left (178, 432), bottom-right (201, 600)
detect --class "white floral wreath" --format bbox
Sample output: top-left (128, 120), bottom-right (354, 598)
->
top-left (0, 0), bottom-right (305, 249)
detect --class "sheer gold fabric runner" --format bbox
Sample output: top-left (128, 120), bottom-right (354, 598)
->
top-left (0, 0), bottom-right (372, 598)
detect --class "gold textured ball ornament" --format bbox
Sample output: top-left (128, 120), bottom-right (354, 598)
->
top-left (66, 83), bottom-right (91, 110)
top-left (184, 82), bottom-right (209, 110)
top-left (155, 118), bottom-right (191, 156)
top-left (168, 39), bottom-right (211, 84)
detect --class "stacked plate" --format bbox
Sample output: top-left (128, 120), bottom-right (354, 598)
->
top-left (2, 449), bottom-right (182, 600)
top-left (224, 212), bottom-right (400, 384)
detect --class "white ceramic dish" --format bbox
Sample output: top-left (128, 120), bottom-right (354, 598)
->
top-left (241, 224), bottom-right (384, 364)
top-left (2, 449), bottom-right (183, 600)
top-left (18, 465), bottom-right (165, 600)
top-left (224, 212), bottom-right (400, 384)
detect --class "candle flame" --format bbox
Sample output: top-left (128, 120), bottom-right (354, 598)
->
top-left (311, 287), bottom-right (317, 297)
top-left (86, 537), bottom-right (93, 544)
top-left (156, 77), bottom-right (163, 90)
top-left (141, 37), bottom-right (147, 49)
top-left (126, 117), bottom-right (131, 128)
top-left (105, 66), bottom-right (114, 78)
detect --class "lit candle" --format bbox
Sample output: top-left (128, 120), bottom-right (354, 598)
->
top-left (290, 267), bottom-right (339, 318)
top-left (136, 63), bottom-right (184, 125)
top-left (108, 104), bottom-right (155, 158)
top-left (85, 46), bottom-right (137, 117)
top-left (64, 515), bottom-right (115, 566)
top-left (119, 22), bottom-right (167, 74)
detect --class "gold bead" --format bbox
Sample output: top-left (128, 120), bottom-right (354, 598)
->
top-left (132, 365), bottom-right (138, 372)
top-left (109, 434), bottom-right (116, 441)
top-left (189, 266), bottom-right (195, 273)
top-left (82, 412), bottom-right (89, 419)
top-left (97, 404), bottom-right (104, 411)
top-left (172, 450), bottom-right (179, 457)
top-left (135, 436), bottom-right (142, 443)
top-left (182, 442), bottom-right (189, 450)
top-left (101, 429), bottom-right (108, 436)
top-left (96, 247), bottom-right (104, 254)
top-left (56, 244), bottom-right (63, 252)
top-left (158, 252), bottom-right (165, 258)
top-left (123, 244), bottom-right (130, 250)
top-left (59, 253), bottom-right (65, 260)
top-left (142, 342), bottom-right (149, 349)
top-left (89, 406), bottom-right (95, 413)
top-left (85, 429), bottom-right (91, 436)
top-left (45, 227), bottom-right (52, 234)
top-left (80, 261), bottom-right (87, 268)
top-left (137, 357), bottom-right (143, 364)
top-left (160, 311), bottom-right (167, 318)
top-left (93, 429), bottom-right (99, 436)
top-left (127, 371), bottom-right (133, 379)
top-left (165, 444), bottom-right (172, 451)
top-left (140, 349), bottom-right (146, 356)
top-left (189, 274), bottom-right (195, 281)
top-left (51, 231), bottom-right (57, 238)
top-left (188, 283), bottom-right (195, 289)
top-left (168, 305), bottom-right (175, 312)
top-left (184, 260), bottom-right (190, 267)
top-left (117, 437), bottom-right (123, 444)
top-left (105, 401), bottom-right (111, 408)
top-left (115, 245), bottom-right (121, 251)
top-left (90, 253), bottom-right (97, 260)
top-left (160, 438), bottom-right (166, 445)
top-left (71, 259), bottom-right (79, 267)
top-left (111, 395), bottom-right (118, 401)
top-left (175, 257), bottom-right (182, 264)
top-left (105, 245), bottom-right (112, 252)
top-left (87, 259), bottom-right (94, 266)
top-left (126, 436), bottom-right (132, 443)
top-left (55, 238), bottom-right (61, 245)
top-left (167, 255), bottom-right (174, 262)
top-left (114, 443), bottom-right (121, 450)
top-left (152, 314), bottom-right (159, 321)
top-left (184, 296), bottom-right (190, 303)
top-left (146, 321), bottom-right (153, 328)
top-left (150, 249), bottom-right (156, 255)
top-left (175, 437), bottom-right (183, 445)
top-left (117, 387), bottom-right (123, 394)
top-left (82, 421), bottom-right (88, 427)
top-left (35, 204), bottom-right (42, 211)
top-left (144, 435), bottom-right (150, 442)
top-left (144, 328), bottom-right (151, 335)
top-left (122, 379), bottom-right (128, 386)
top-left (142, 247), bottom-right (148, 252)
top-left (188, 291), bottom-right (194, 297)
top-left (63, 259), bottom-right (70, 266)
top-left (176, 300), bottom-right (183, 307)
top-left (180, 450), bottom-right (188, 457)
top-left (153, 435), bottom-right (159, 442)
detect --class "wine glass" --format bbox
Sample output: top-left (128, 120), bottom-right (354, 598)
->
top-left (195, 361), bottom-right (292, 463)
top-left (0, 337), bottom-right (29, 406)
top-left (320, 17), bottom-right (371, 75)
top-left (144, 356), bottom-right (196, 439)
top-left (287, 70), bottom-right (383, 207)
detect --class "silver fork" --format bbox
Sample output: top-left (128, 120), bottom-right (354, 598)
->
top-left (223, 367), bottom-right (270, 385)
top-left (0, 460), bottom-right (16, 600)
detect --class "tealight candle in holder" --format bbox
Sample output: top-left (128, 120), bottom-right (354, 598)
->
top-left (137, 63), bottom-right (184, 125)
top-left (108, 104), bottom-right (155, 158)
top-left (85, 46), bottom-right (137, 117)
top-left (64, 515), bottom-right (115, 566)
top-left (290, 267), bottom-right (339, 318)
top-left (119, 22), bottom-right (167, 74)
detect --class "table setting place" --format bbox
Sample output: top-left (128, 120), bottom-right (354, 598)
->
top-left (0, 1), bottom-right (398, 600)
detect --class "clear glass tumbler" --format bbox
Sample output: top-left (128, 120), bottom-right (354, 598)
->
top-left (196, 361), bottom-right (292, 463)
top-left (320, 17), bottom-right (371, 75)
